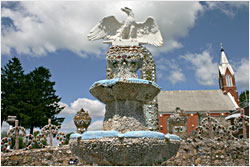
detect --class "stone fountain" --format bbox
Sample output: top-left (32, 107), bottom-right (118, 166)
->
top-left (70, 7), bottom-right (180, 165)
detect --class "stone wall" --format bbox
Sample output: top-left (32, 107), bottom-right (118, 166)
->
top-left (1, 145), bottom-right (82, 166)
top-left (161, 138), bottom-right (249, 166)
top-left (2, 138), bottom-right (249, 166)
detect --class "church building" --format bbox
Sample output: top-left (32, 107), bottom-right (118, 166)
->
top-left (158, 46), bottom-right (240, 134)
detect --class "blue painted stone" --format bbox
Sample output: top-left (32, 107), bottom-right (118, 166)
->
top-left (127, 78), bottom-right (160, 88)
top-left (123, 131), bottom-right (165, 139)
top-left (82, 131), bottom-right (121, 140)
top-left (70, 133), bottom-right (82, 139)
top-left (165, 133), bottom-right (182, 141)
top-left (90, 79), bottom-right (119, 88)
top-left (90, 78), bottom-right (160, 89)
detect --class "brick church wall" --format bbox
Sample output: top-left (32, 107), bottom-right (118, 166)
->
top-left (159, 113), bottom-right (231, 134)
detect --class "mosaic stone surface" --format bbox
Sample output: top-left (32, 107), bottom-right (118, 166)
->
top-left (90, 78), bottom-right (160, 132)
top-left (105, 45), bottom-right (159, 131)
top-left (70, 137), bottom-right (180, 165)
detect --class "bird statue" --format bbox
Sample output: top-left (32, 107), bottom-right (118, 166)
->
top-left (88, 7), bottom-right (163, 47)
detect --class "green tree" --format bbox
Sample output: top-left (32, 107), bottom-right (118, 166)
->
top-left (239, 90), bottom-right (249, 107)
top-left (1, 57), bottom-right (65, 133)
top-left (25, 67), bottom-right (65, 133)
top-left (1, 57), bottom-right (29, 126)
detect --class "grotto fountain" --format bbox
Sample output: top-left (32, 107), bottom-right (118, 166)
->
top-left (70, 7), bottom-right (180, 165)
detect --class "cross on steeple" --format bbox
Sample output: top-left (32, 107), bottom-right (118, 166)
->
top-left (220, 42), bottom-right (224, 51)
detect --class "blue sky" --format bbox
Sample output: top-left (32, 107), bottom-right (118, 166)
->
top-left (1, 1), bottom-right (249, 133)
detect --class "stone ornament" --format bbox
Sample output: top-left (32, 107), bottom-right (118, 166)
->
top-left (73, 108), bottom-right (92, 134)
top-left (25, 132), bottom-right (46, 150)
top-left (107, 45), bottom-right (144, 79)
top-left (1, 137), bottom-right (12, 152)
top-left (194, 113), bottom-right (247, 141)
top-left (56, 132), bottom-right (66, 145)
top-left (4, 125), bottom-right (26, 151)
top-left (41, 124), bottom-right (59, 136)
top-left (88, 7), bottom-right (163, 47)
top-left (234, 114), bottom-right (249, 128)
top-left (168, 108), bottom-right (187, 135)
top-left (7, 126), bottom-right (26, 138)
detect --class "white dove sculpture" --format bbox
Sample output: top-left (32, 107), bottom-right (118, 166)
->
top-left (88, 7), bottom-right (163, 47)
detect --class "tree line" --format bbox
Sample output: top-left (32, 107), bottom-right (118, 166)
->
top-left (1, 57), bottom-right (65, 134)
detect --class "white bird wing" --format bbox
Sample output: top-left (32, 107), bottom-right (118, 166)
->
top-left (136, 17), bottom-right (163, 47)
top-left (88, 16), bottom-right (122, 41)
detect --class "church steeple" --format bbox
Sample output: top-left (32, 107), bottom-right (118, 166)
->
top-left (220, 43), bottom-right (229, 65)
top-left (218, 43), bottom-right (240, 106)
top-left (219, 43), bottom-right (234, 75)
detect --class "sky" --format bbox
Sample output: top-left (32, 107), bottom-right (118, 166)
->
top-left (1, 1), bottom-right (249, 134)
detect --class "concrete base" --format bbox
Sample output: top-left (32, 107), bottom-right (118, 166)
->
top-left (104, 100), bottom-right (148, 133)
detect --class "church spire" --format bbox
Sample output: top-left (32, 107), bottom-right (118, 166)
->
top-left (220, 43), bottom-right (229, 65)
top-left (219, 44), bottom-right (234, 75)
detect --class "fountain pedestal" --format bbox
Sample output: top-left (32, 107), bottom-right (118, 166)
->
top-left (89, 45), bottom-right (161, 133)
top-left (104, 100), bottom-right (146, 132)
top-left (90, 78), bottom-right (160, 133)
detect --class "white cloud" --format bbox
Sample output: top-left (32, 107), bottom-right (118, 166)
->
top-left (156, 57), bottom-right (186, 85)
top-left (1, 1), bottom-right (203, 58)
top-left (181, 50), bottom-right (218, 86)
top-left (235, 58), bottom-right (249, 90)
top-left (205, 1), bottom-right (248, 17)
top-left (58, 98), bottom-right (105, 133)
top-left (59, 98), bottom-right (105, 119)
top-left (168, 70), bottom-right (186, 85)
top-left (60, 117), bottom-right (103, 133)
top-left (1, 121), bottom-right (10, 132)
top-left (60, 120), bottom-right (76, 134)
top-left (88, 120), bottom-right (103, 131)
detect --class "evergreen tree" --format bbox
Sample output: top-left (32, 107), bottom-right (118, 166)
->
top-left (25, 67), bottom-right (65, 133)
top-left (1, 57), bottom-right (29, 126)
top-left (239, 90), bottom-right (249, 107)
top-left (1, 57), bottom-right (65, 133)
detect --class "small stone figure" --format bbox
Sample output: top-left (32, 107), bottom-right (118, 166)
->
top-left (168, 108), bottom-right (187, 136)
top-left (73, 108), bottom-right (92, 134)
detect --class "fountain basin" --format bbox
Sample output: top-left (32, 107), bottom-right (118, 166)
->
top-left (70, 131), bottom-right (180, 166)
top-left (89, 79), bottom-right (161, 132)
top-left (89, 78), bottom-right (161, 104)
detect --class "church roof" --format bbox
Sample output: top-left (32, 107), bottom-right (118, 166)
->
top-left (158, 90), bottom-right (238, 113)
top-left (218, 48), bottom-right (234, 75)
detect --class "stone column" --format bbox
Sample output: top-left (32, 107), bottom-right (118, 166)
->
top-left (48, 119), bottom-right (53, 146)
top-left (207, 111), bottom-right (213, 139)
top-left (103, 100), bottom-right (148, 133)
top-left (15, 120), bottom-right (19, 150)
top-left (241, 109), bottom-right (247, 139)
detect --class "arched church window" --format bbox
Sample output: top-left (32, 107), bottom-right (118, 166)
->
top-left (226, 75), bottom-right (233, 87)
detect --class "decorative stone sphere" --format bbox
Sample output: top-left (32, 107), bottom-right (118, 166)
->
top-left (73, 108), bottom-right (92, 134)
